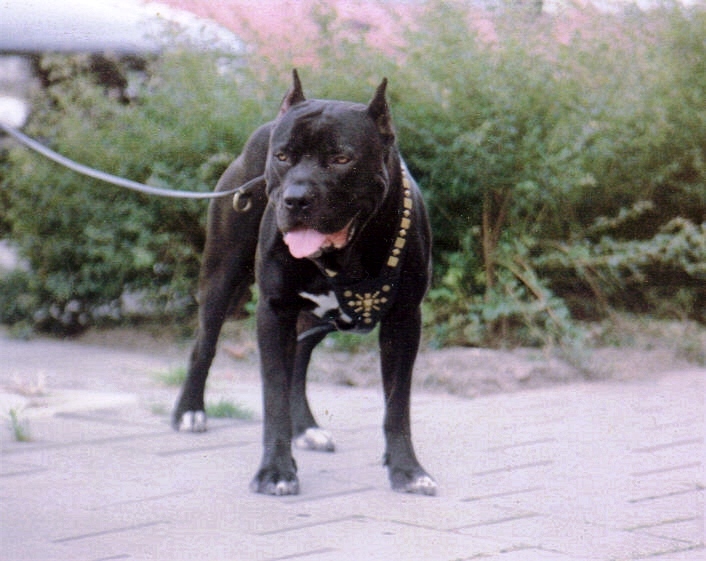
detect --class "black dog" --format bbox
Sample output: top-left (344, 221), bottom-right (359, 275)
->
top-left (173, 71), bottom-right (436, 496)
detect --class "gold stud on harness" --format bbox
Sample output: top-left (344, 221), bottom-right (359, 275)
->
top-left (386, 174), bottom-right (413, 269)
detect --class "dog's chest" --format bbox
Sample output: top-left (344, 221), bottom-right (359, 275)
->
top-left (299, 290), bottom-right (354, 326)
top-left (298, 275), bottom-right (395, 335)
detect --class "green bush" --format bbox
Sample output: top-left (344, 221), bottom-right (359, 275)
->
top-left (390, 2), bottom-right (706, 345)
top-left (1, 2), bottom-right (704, 346)
top-left (1, 48), bottom-right (283, 331)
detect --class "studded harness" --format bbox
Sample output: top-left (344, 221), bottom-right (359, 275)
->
top-left (298, 169), bottom-right (415, 341)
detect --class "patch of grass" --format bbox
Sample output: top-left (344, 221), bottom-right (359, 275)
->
top-left (154, 366), bottom-right (187, 387)
top-left (205, 399), bottom-right (253, 421)
top-left (8, 409), bottom-right (31, 442)
top-left (326, 327), bottom-right (378, 353)
top-left (7, 322), bottom-right (35, 340)
top-left (675, 326), bottom-right (706, 366)
top-left (149, 403), bottom-right (169, 416)
top-left (589, 315), bottom-right (706, 367)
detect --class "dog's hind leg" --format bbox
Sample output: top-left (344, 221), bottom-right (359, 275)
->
top-left (291, 317), bottom-right (336, 451)
top-left (173, 272), bottom-right (252, 432)
top-left (172, 166), bottom-right (267, 431)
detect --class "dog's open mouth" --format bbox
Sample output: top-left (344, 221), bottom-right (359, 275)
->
top-left (283, 220), bottom-right (355, 259)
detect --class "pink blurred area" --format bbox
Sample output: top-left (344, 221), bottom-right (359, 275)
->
top-left (155, 0), bottom-right (633, 64)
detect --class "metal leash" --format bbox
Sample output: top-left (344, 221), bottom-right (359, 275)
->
top-left (0, 122), bottom-right (261, 210)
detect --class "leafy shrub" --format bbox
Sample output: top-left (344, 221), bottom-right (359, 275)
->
top-left (1, 48), bottom-right (282, 331)
top-left (1, 2), bottom-right (704, 348)
top-left (0, 270), bottom-right (38, 328)
top-left (389, 2), bottom-right (706, 345)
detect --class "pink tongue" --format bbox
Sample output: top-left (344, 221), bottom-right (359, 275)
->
top-left (283, 229), bottom-right (327, 258)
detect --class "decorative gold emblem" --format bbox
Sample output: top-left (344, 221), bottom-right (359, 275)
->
top-left (344, 285), bottom-right (392, 324)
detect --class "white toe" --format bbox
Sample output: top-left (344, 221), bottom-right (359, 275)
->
top-left (294, 427), bottom-right (335, 452)
top-left (179, 410), bottom-right (208, 432)
top-left (407, 475), bottom-right (438, 496)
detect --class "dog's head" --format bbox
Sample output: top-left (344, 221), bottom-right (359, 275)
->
top-left (265, 70), bottom-right (396, 259)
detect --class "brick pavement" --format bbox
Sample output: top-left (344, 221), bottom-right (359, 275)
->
top-left (0, 335), bottom-right (703, 560)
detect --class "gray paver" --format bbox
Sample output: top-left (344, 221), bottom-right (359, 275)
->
top-left (1, 335), bottom-right (704, 560)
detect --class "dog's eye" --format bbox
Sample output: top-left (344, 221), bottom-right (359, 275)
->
top-left (275, 152), bottom-right (289, 162)
top-left (331, 155), bottom-right (351, 165)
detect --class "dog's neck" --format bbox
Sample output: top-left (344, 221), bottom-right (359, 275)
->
top-left (307, 166), bottom-right (414, 331)
top-left (311, 165), bottom-right (412, 277)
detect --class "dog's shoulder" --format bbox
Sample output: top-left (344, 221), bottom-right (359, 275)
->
top-left (211, 122), bottom-right (273, 196)
top-left (240, 121), bottom-right (276, 170)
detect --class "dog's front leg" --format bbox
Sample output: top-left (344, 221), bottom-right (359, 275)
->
top-left (379, 306), bottom-right (438, 495)
top-left (250, 297), bottom-right (300, 495)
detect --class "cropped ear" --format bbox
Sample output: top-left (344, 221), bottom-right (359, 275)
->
top-left (278, 69), bottom-right (306, 117)
top-left (367, 78), bottom-right (395, 145)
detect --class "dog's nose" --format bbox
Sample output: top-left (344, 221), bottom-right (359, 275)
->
top-left (283, 184), bottom-right (315, 211)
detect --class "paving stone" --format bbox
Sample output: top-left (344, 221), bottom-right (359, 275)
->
top-left (1, 335), bottom-right (703, 560)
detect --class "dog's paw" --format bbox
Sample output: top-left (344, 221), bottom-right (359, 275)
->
top-left (403, 474), bottom-right (438, 496)
top-left (176, 410), bottom-right (208, 432)
top-left (390, 468), bottom-right (438, 496)
top-left (294, 427), bottom-right (336, 452)
top-left (250, 468), bottom-right (300, 496)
